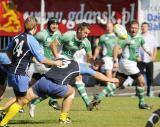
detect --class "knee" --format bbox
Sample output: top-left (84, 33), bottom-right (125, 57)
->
top-left (17, 97), bottom-right (29, 106)
top-left (68, 87), bottom-right (75, 99)
top-left (75, 75), bottom-right (83, 81)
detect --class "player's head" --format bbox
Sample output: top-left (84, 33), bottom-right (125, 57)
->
top-left (106, 22), bottom-right (114, 34)
top-left (141, 22), bottom-right (149, 34)
top-left (47, 17), bottom-right (59, 33)
top-left (24, 16), bottom-right (38, 34)
top-left (76, 22), bottom-right (91, 40)
top-left (129, 20), bottom-right (139, 37)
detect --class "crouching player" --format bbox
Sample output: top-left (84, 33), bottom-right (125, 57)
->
top-left (0, 59), bottom-right (118, 126)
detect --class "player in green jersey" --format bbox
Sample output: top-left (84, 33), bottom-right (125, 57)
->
top-left (92, 20), bottom-right (153, 110)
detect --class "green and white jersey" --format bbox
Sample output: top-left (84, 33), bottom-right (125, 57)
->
top-left (99, 33), bottom-right (118, 57)
top-left (58, 31), bottom-right (92, 59)
top-left (119, 34), bottom-right (145, 61)
top-left (35, 29), bottom-right (61, 60)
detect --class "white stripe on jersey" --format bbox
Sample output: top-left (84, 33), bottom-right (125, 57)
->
top-left (14, 50), bottom-right (30, 74)
top-left (61, 71), bottom-right (80, 85)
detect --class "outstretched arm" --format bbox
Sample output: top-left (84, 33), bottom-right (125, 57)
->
top-left (93, 71), bottom-right (119, 83)
top-left (79, 63), bottom-right (119, 83)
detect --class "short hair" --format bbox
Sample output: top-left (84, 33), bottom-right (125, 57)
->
top-left (24, 16), bottom-right (38, 31)
top-left (141, 22), bottom-right (149, 26)
top-left (77, 22), bottom-right (91, 32)
top-left (130, 20), bottom-right (139, 26)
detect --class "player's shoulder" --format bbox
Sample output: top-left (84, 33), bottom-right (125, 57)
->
top-left (62, 31), bottom-right (76, 41)
top-left (27, 34), bottom-right (39, 45)
top-left (83, 38), bottom-right (90, 45)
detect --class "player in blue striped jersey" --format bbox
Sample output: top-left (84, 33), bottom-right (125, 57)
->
top-left (0, 16), bottom-right (62, 127)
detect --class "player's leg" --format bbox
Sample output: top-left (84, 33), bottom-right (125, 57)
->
top-left (92, 72), bottom-right (126, 104)
top-left (0, 74), bottom-right (31, 126)
top-left (74, 75), bottom-right (91, 110)
top-left (131, 73), bottom-right (152, 110)
top-left (29, 73), bottom-right (49, 117)
top-left (31, 76), bottom-right (75, 124)
top-left (145, 108), bottom-right (160, 127)
top-left (0, 87), bottom-right (38, 127)
top-left (145, 62), bottom-right (153, 97)
top-left (59, 85), bottom-right (75, 124)
top-left (29, 63), bottom-right (61, 117)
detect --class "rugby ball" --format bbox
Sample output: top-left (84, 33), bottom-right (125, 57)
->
top-left (114, 24), bottom-right (128, 40)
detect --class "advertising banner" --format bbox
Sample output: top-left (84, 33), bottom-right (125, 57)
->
top-left (0, 0), bottom-right (138, 36)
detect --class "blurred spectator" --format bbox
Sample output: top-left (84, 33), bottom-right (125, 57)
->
top-left (138, 22), bottom-right (158, 97)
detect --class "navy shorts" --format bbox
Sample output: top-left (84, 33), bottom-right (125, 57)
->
top-left (32, 77), bottom-right (68, 98)
top-left (8, 73), bottom-right (30, 93)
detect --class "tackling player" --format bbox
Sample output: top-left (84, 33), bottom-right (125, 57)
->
top-left (51, 22), bottom-right (97, 110)
top-left (0, 59), bottom-right (119, 126)
top-left (28, 17), bottom-right (62, 117)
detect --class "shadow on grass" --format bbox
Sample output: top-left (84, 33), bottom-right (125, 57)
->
top-left (9, 119), bottom-right (56, 125)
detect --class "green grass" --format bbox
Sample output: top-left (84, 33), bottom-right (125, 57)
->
top-left (1, 97), bottom-right (160, 127)
top-left (156, 49), bottom-right (160, 61)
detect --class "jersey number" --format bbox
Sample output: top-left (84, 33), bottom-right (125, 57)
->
top-left (57, 60), bottom-right (71, 68)
top-left (13, 38), bottom-right (24, 57)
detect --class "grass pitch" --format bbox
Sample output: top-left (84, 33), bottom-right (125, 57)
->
top-left (1, 96), bottom-right (160, 127)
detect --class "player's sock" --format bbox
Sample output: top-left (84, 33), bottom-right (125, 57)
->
top-left (137, 86), bottom-right (145, 104)
top-left (0, 102), bottom-right (22, 126)
top-left (145, 109), bottom-right (160, 127)
top-left (31, 96), bottom-right (47, 105)
top-left (59, 112), bottom-right (68, 121)
top-left (97, 83), bottom-right (116, 100)
top-left (107, 82), bottom-right (115, 96)
top-left (75, 81), bottom-right (90, 106)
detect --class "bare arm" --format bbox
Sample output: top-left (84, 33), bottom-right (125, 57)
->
top-left (152, 47), bottom-right (157, 61)
top-left (40, 58), bottom-right (62, 66)
top-left (50, 39), bottom-right (60, 59)
top-left (93, 71), bottom-right (119, 83)
top-left (93, 46), bottom-right (101, 60)
top-left (86, 52), bottom-right (94, 63)
top-left (113, 44), bottom-right (122, 61)
top-left (112, 44), bottom-right (122, 70)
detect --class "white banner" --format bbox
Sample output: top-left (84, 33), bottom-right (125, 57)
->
top-left (139, 0), bottom-right (160, 46)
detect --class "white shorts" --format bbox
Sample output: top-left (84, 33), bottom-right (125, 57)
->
top-left (27, 60), bottom-right (50, 79)
top-left (101, 56), bottom-right (113, 71)
top-left (118, 58), bottom-right (140, 75)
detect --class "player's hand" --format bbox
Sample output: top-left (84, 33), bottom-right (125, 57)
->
top-left (53, 60), bottom-right (63, 66)
top-left (94, 59), bottom-right (105, 66)
top-left (136, 56), bottom-right (141, 62)
top-left (92, 65), bottom-right (99, 70)
top-left (150, 53), bottom-right (156, 62)
top-left (110, 78), bottom-right (119, 83)
top-left (113, 63), bottom-right (119, 71)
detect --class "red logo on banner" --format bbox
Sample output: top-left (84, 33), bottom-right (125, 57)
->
top-left (0, 0), bottom-right (23, 36)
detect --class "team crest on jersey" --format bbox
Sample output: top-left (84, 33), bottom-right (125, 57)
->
top-left (130, 40), bottom-right (135, 44)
